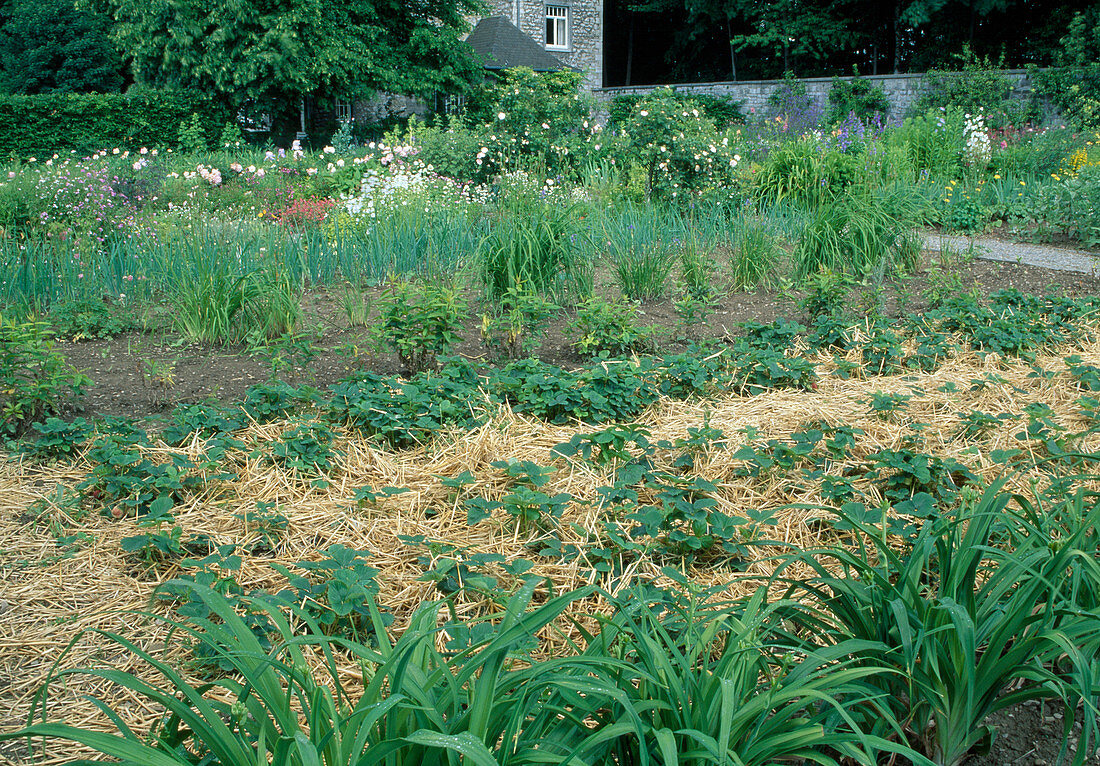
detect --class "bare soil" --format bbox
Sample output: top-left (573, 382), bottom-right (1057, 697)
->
top-left (56, 255), bottom-right (1100, 424)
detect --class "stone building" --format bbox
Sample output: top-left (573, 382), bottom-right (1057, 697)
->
top-left (472, 0), bottom-right (604, 90)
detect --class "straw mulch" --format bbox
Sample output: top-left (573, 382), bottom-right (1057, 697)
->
top-left (3, 338), bottom-right (1100, 765)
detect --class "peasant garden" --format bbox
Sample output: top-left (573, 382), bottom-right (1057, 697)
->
top-left (3, 48), bottom-right (1100, 766)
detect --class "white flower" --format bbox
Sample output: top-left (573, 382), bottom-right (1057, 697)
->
top-left (324, 146), bottom-right (336, 154)
top-left (498, 112), bottom-right (507, 120)
top-left (112, 148), bottom-right (120, 154)
top-left (639, 110), bottom-right (649, 117)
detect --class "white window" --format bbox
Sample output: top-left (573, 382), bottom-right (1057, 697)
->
top-left (545, 5), bottom-right (568, 50)
top-left (334, 99), bottom-right (352, 124)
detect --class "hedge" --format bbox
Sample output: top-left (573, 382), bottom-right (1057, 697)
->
top-left (0, 91), bottom-right (231, 159)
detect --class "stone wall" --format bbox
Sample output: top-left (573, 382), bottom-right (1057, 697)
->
top-left (483, 0), bottom-right (603, 90)
top-left (595, 70), bottom-right (1040, 119)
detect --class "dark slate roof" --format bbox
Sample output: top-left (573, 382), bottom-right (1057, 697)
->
top-left (465, 16), bottom-right (573, 72)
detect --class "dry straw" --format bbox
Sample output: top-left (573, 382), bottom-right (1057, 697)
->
top-left (3, 337), bottom-right (1100, 765)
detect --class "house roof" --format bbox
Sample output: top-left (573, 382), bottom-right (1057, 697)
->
top-left (465, 16), bottom-right (574, 72)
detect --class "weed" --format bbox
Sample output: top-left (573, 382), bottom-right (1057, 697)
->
top-left (479, 286), bottom-right (558, 360)
top-left (0, 317), bottom-right (90, 437)
top-left (567, 295), bottom-right (657, 357)
top-left (375, 277), bottom-right (466, 374)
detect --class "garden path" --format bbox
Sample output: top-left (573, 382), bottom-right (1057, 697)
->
top-left (921, 231), bottom-right (1099, 275)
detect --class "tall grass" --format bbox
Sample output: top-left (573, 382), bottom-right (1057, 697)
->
top-left (793, 185), bottom-right (921, 282)
top-left (479, 203), bottom-right (584, 300)
top-left (602, 204), bottom-right (680, 301)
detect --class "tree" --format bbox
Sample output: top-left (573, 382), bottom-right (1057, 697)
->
top-left (96, 0), bottom-right (484, 108)
top-left (0, 0), bottom-right (123, 94)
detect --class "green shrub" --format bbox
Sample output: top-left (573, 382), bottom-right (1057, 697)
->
top-left (826, 71), bottom-right (890, 124)
top-left (403, 115), bottom-right (493, 182)
top-left (1032, 10), bottom-right (1100, 130)
top-left (609, 89), bottom-right (744, 128)
top-left (614, 86), bottom-right (742, 201)
top-left (177, 113), bottom-right (207, 153)
top-left (913, 47), bottom-right (1030, 127)
top-left (0, 90), bottom-right (230, 158)
top-left (889, 107), bottom-right (966, 177)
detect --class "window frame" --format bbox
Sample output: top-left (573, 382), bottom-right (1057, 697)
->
top-left (334, 99), bottom-right (353, 125)
top-left (544, 4), bottom-right (569, 51)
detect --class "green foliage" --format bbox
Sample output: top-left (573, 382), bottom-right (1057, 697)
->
top-left (489, 357), bottom-right (660, 425)
top-left (781, 483), bottom-right (1100, 766)
top-left (242, 379), bottom-right (306, 423)
top-left (567, 295), bottom-right (657, 357)
top-left (613, 241), bottom-right (677, 301)
top-left (479, 201), bottom-right (581, 301)
top-left (273, 545), bottom-right (388, 639)
top-left (327, 368), bottom-right (484, 449)
top-left (0, 317), bottom-right (89, 437)
top-left (750, 138), bottom-right (864, 207)
top-left (25, 416), bottom-right (92, 459)
top-left (827, 71), bottom-right (889, 124)
top-left (914, 47), bottom-right (1026, 127)
top-left (614, 87), bottom-right (742, 201)
top-left (890, 107), bottom-right (965, 177)
top-left (0, 0), bottom-right (123, 95)
top-left (587, 583), bottom-right (899, 765)
top-left (102, 0), bottom-right (483, 111)
top-left (793, 188), bottom-right (920, 281)
top-left (609, 89), bottom-right (744, 128)
top-left (729, 219), bottom-right (782, 290)
top-left (48, 297), bottom-right (134, 340)
top-left (375, 277), bottom-right (466, 374)
top-left (169, 262), bottom-right (302, 347)
top-left (466, 459), bottom-right (571, 530)
top-left (403, 115), bottom-right (494, 182)
top-left (479, 286), bottom-right (557, 360)
top-left (1033, 10), bottom-right (1100, 130)
top-left (271, 420), bottom-right (339, 477)
top-left (176, 113), bottom-right (207, 153)
top-left (470, 67), bottom-right (595, 176)
top-left (0, 90), bottom-right (229, 158)
top-left (78, 427), bottom-right (233, 517)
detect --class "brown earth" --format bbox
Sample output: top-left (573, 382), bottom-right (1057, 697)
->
top-left (55, 255), bottom-right (1100, 424)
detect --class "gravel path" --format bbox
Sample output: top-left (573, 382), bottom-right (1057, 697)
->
top-left (921, 231), bottom-right (1100, 275)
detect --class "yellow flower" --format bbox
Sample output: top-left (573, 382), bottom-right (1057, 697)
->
top-left (993, 174), bottom-right (1001, 179)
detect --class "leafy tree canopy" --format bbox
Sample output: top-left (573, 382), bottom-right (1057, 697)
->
top-left (0, 0), bottom-right (123, 94)
top-left (95, 0), bottom-right (485, 105)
